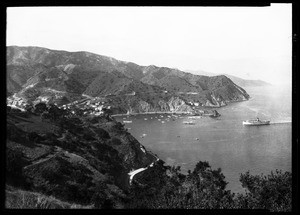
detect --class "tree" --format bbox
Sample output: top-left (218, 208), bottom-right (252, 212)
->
top-left (24, 104), bottom-right (34, 113)
top-left (92, 181), bottom-right (109, 208)
top-left (6, 148), bottom-right (23, 176)
top-left (34, 102), bottom-right (47, 114)
top-left (237, 170), bottom-right (292, 211)
top-left (6, 148), bottom-right (30, 188)
top-left (27, 131), bottom-right (40, 143)
top-left (102, 108), bottom-right (113, 120)
top-left (47, 104), bottom-right (64, 120)
top-left (73, 107), bottom-right (84, 117)
top-left (40, 112), bottom-right (50, 121)
top-left (193, 161), bottom-right (211, 174)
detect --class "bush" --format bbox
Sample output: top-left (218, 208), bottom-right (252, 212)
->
top-left (7, 124), bottom-right (27, 143)
top-left (6, 148), bottom-right (24, 176)
top-left (27, 132), bottom-right (41, 143)
top-left (47, 104), bottom-right (65, 120)
top-left (111, 137), bottom-right (122, 145)
top-left (34, 102), bottom-right (47, 114)
top-left (94, 128), bottom-right (110, 139)
top-left (6, 148), bottom-right (30, 188)
top-left (237, 170), bottom-right (292, 211)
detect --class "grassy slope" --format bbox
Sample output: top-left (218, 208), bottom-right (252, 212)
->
top-left (6, 107), bottom-right (156, 208)
top-left (6, 185), bottom-right (94, 209)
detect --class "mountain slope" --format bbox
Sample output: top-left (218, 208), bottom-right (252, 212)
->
top-left (221, 74), bottom-right (271, 87)
top-left (7, 46), bottom-right (250, 112)
top-left (6, 105), bottom-right (157, 208)
top-left (185, 69), bottom-right (271, 87)
top-left (156, 75), bottom-right (202, 92)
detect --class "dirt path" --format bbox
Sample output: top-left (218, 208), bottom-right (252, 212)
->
top-left (128, 157), bottom-right (160, 185)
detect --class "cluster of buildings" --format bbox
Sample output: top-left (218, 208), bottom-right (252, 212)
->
top-left (187, 101), bottom-right (201, 107)
top-left (61, 97), bottom-right (111, 116)
top-left (7, 92), bottom-right (112, 117)
top-left (7, 94), bottom-right (27, 111)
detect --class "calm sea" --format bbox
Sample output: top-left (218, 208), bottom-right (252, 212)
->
top-left (114, 85), bottom-right (292, 193)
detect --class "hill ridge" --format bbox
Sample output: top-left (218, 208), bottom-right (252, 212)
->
top-left (7, 45), bottom-right (250, 113)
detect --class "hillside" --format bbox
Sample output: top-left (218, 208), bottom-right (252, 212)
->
top-left (7, 46), bottom-right (250, 113)
top-left (185, 69), bottom-right (271, 88)
top-left (6, 104), bottom-right (157, 208)
top-left (5, 46), bottom-right (290, 210)
top-left (6, 105), bottom-right (292, 210)
top-left (221, 74), bottom-right (271, 87)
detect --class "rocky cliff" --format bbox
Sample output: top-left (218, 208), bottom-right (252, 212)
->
top-left (108, 95), bottom-right (193, 114)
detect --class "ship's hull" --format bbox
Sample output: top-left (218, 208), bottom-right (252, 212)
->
top-left (243, 120), bottom-right (270, 126)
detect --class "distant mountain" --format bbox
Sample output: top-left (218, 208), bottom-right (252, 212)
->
top-left (7, 46), bottom-right (250, 113)
top-left (220, 74), bottom-right (271, 88)
top-left (185, 69), bottom-right (271, 88)
top-left (185, 69), bottom-right (216, 77)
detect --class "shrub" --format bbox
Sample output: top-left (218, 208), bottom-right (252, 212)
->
top-left (27, 132), bottom-right (40, 143)
top-left (94, 128), bottom-right (110, 139)
top-left (6, 148), bottom-right (30, 188)
top-left (111, 137), bottom-right (122, 145)
top-left (6, 148), bottom-right (24, 176)
top-left (34, 102), bottom-right (47, 114)
top-left (237, 170), bottom-right (292, 211)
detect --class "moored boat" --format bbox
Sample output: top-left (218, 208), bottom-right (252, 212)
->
top-left (183, 121), bottom-right (196, 125)
top-left (209, 110), bottom-right (221, 118)
top-left (243, 118), bottom-right (270, 126)
top-left (188, 116), bottom-right (202, 119)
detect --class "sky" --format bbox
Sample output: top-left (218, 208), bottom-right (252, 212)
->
top-left (7, 5), bottom-right (292, 85)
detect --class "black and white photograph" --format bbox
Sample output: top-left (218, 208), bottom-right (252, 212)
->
top-left (5, 4), bottom-right (293, 210)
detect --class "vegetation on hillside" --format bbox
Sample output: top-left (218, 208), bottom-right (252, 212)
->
top-left (6, 103), bottom-right (292, 210)
top-left (6, 103), bottom-right (155, 208)
top-left (125, 161), bottom-right (291, 211)
top-left (7, 46), bottom-right (250, 111)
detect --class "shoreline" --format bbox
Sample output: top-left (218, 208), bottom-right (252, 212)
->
top-left (111, 111), bottom-right (192, 117)
top-left (110, 98), bottom-right (250, 117)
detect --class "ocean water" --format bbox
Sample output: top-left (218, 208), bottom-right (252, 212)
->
top-left (114, 85), bottom-right (292, 193)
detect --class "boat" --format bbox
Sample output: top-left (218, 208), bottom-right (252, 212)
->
top-left (202, 110), bottom-right (221, 118)
top-left (243, 118), bottom-right (270, 126)
top-left (123, 120), bottom-right (132, 123)
top-left (183, 121), bottom-right (196, 125)
top-left (209, 110), bottom-right (221, 118)
top-left (188, 116), bottom-right (202, 119)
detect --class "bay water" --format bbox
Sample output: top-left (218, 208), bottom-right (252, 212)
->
top-left (114, 85), bottom-right (292, 193)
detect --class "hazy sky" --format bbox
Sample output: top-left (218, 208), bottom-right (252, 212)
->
top-left (7, 5), bottom-right (292, 85)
